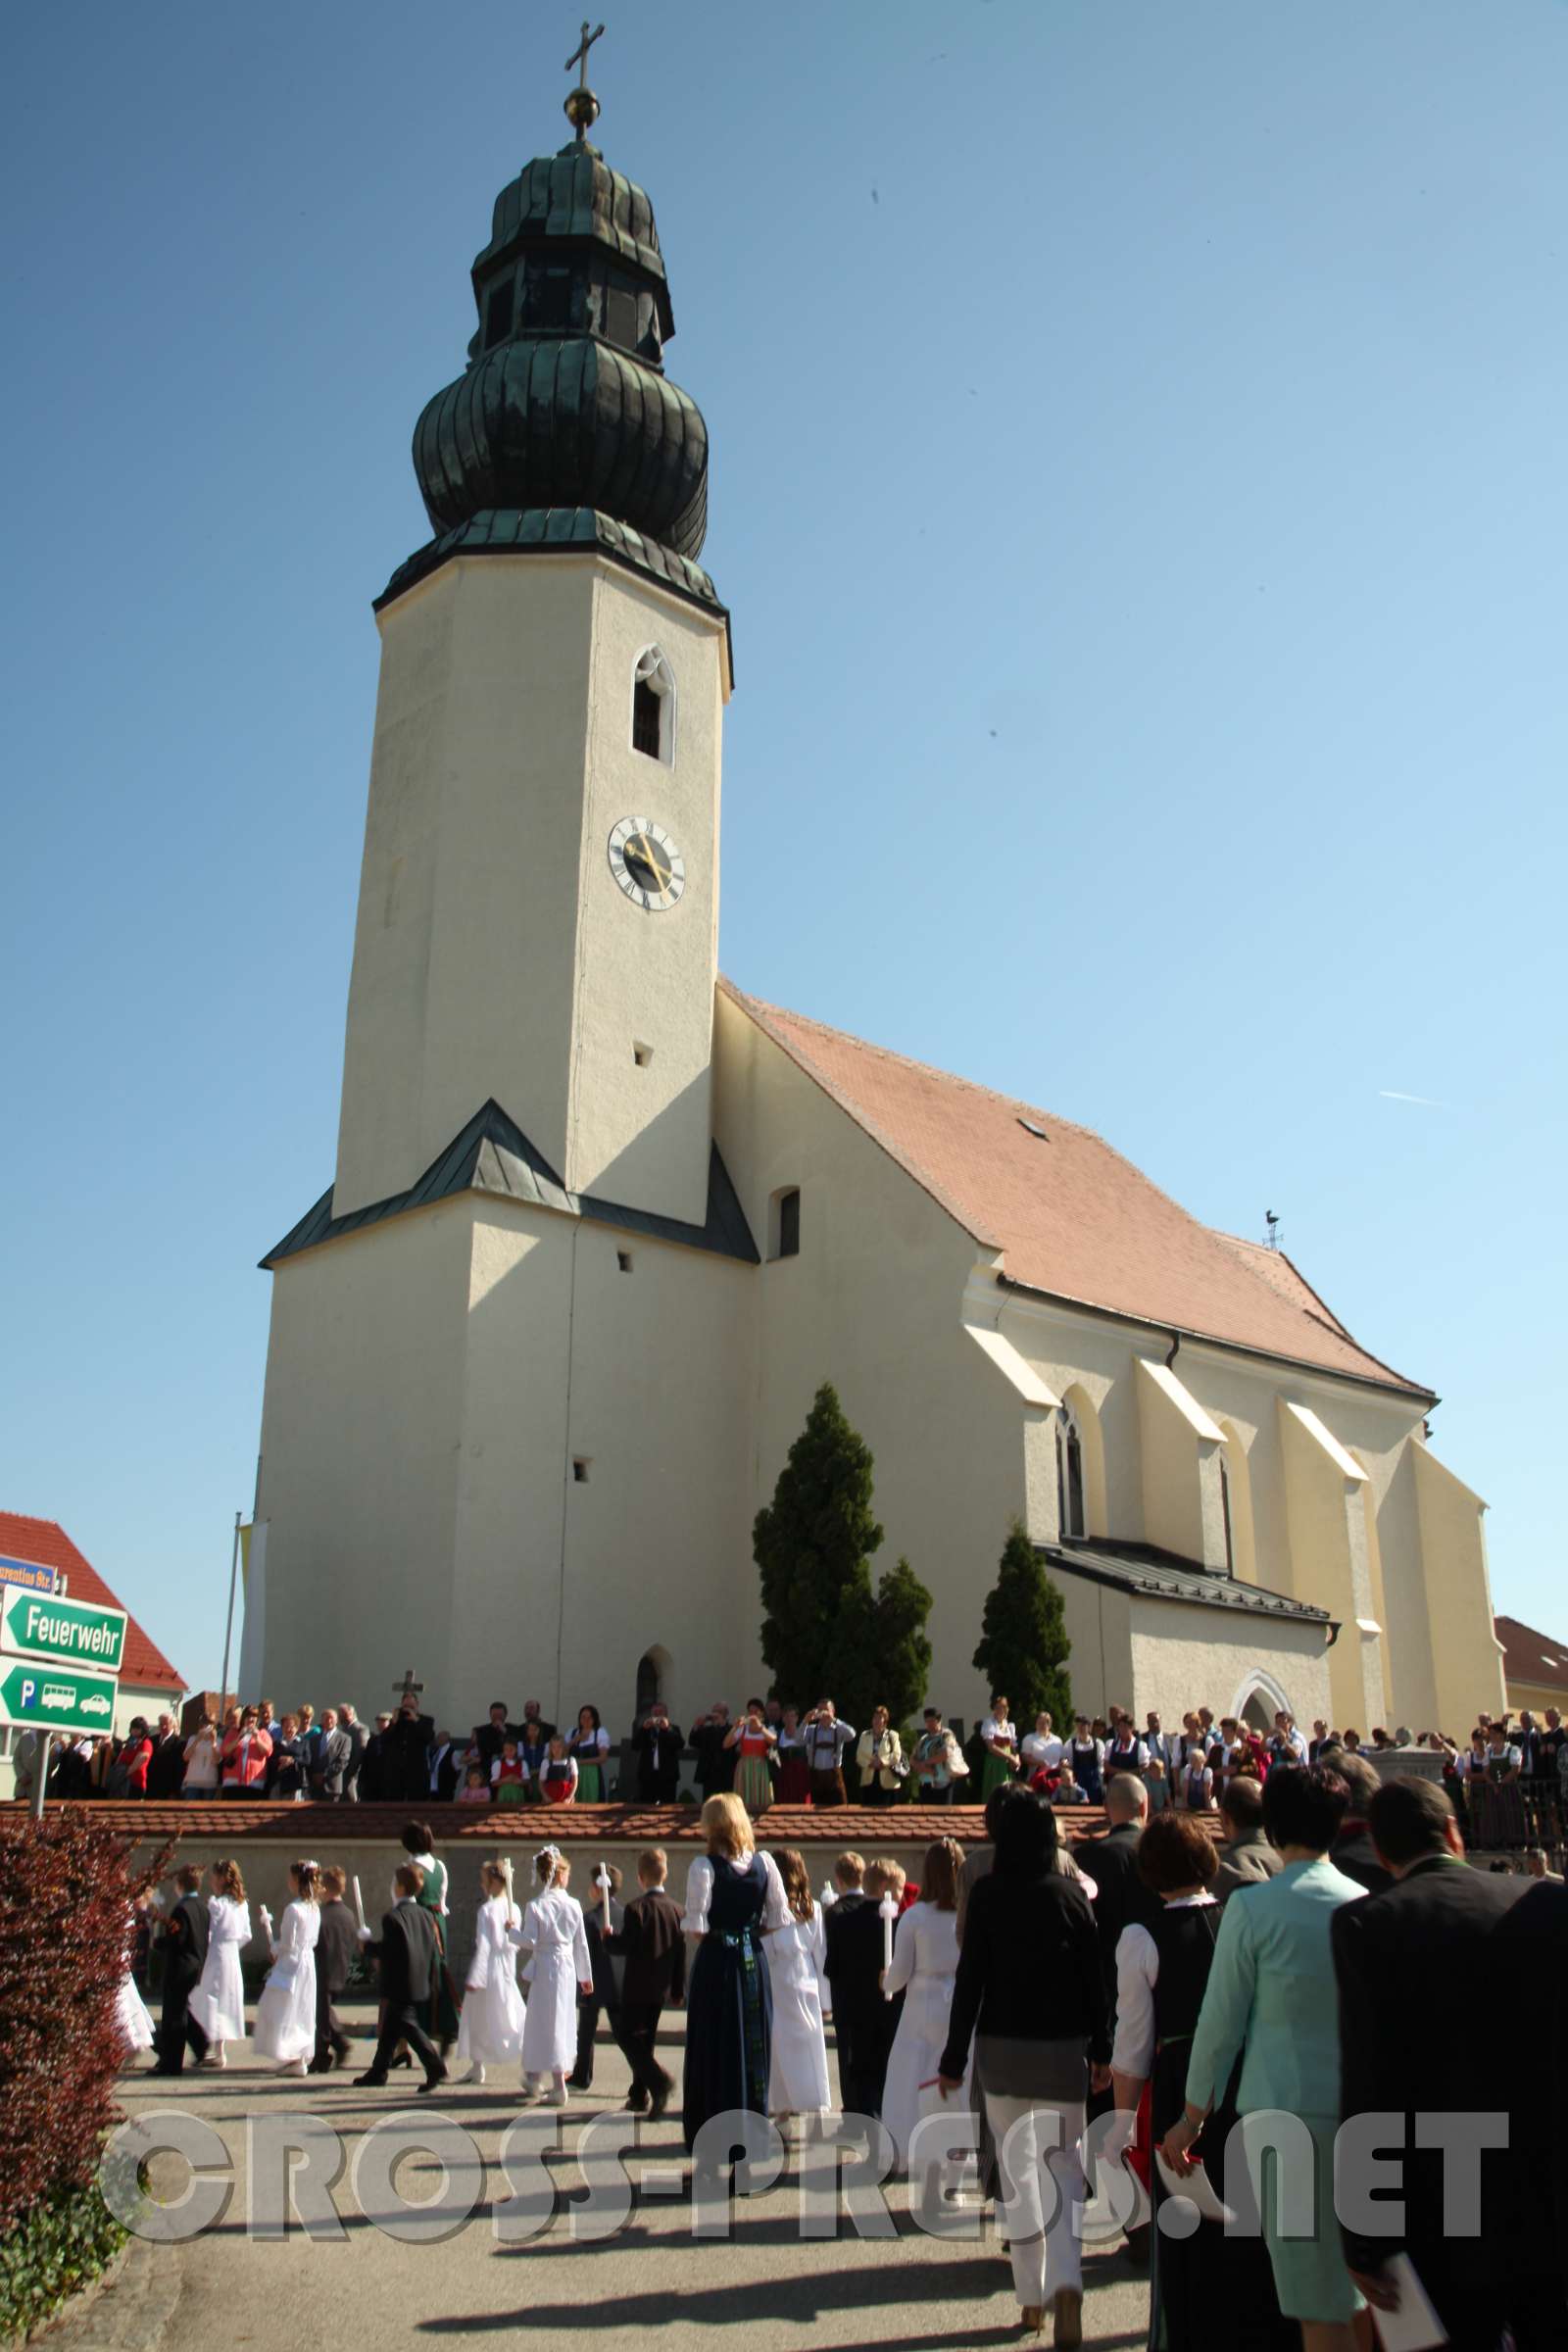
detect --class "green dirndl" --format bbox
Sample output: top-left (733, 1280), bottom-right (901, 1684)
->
top-left (576, 1759), bottom-right (605, 1803)
top-left (735, 1752), bottom-right (772, 1815)
top-left (979, 1751), bottom-right (1015, 1799)
top-left (414, 1856), bottom-right (462, 2043)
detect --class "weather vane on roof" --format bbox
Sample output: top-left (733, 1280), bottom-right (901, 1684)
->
top-left (564, 20), bottom-right (606, 143)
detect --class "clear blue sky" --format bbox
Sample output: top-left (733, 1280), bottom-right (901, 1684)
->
top-left (3, 3), bottom-right (1563, 1696)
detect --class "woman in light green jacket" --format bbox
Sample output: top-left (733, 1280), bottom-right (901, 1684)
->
top-left (1160, 1763), bottom-right (1367, 2349)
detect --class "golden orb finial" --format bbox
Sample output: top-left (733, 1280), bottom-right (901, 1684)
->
top-left (564, 21), bottom-right (605, 143)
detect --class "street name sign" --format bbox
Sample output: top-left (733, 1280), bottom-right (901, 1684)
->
top-left (1, 1587), bottom-right (126, 1676)
top-left (0, 1660), bottom-right (120, 1738)
top-left (0, 1553), bottom-right (60, 1598)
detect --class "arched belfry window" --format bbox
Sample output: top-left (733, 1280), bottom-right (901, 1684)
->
top-left (631, 647), bottom-right (675, 764)
top-left (1056, 1406), bottom-right (1086, 1541)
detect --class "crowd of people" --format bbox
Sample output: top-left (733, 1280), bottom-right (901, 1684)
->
top-left (30, 1681), bottom-right (1568, 1860)
top-left (116, 1748), bottom-right (1566, 2348)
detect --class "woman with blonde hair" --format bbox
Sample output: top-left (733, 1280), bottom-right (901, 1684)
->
top-left (457, 1860), bottom-right (525, 2085)
top-left (762, 1847), bottom-right (830, 2132)
top-left (189, 1859), bottom-right (251, 2068)
top-left (881, 1837), bottom-right (968, 2191)
top-left (254, 1860), bottom-right (322, 2076)
top-left (680, 1792), bottom-right (790, 2151)
top-left (511, 1845), bottom-right (591, 2106)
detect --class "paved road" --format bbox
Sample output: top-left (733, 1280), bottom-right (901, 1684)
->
top-left (121, 2004), bottom-right (1151, 2349)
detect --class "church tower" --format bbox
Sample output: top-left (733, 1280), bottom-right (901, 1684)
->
top-left (333, 73), bottom-right (731, 1228)
top-left (245, 68), bottom-right (757, 1728)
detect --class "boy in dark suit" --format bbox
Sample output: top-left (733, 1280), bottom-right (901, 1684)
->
top-left (607, 1847), bottom-right (687, 2119)
top-left (310, 1866), bottom-right (360, 2072)
top-left (354, 1865), bottom-right (446, 2091)
top-left (154, 1864), bottom-right (210, 2075)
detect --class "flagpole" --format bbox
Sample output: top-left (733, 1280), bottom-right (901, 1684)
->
top-left (219, 1510), bottom-right (242, 1713)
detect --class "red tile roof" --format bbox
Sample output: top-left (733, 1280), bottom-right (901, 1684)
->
top-left (724, 981), bottom-right (1430, 1397)
top-left (0, 1798), bottom-right (1135, 1849)
top-left (0, 1513), bottom-right (183, 1692)
top-left (1494, 1615), bottom-right (1568, 1695)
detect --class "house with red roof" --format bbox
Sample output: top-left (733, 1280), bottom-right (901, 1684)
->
top-left (238, 108), bottom-right (1500, 1748)
top-left (0, 1512), bottom-right (183, 1796)
top-left (1494, 1614), bottom-right (1568, 1721)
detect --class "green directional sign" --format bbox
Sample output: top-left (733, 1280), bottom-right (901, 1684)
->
top-left (1, 1586), bottom-right (126, 1676)
top-left (0, 1659), bottom-right (121, 1738)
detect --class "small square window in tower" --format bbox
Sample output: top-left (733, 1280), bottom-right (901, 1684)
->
top-left (771, 1187), bottom-right (801, 1260)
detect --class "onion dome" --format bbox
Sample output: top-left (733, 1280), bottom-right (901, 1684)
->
top-left (381, 131), bottom-right (718, 615)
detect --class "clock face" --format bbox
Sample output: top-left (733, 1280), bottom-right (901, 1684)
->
top-left (608, 817), bottom-right (685, 911)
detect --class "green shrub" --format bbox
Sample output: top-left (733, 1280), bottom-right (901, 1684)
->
top-left (0, 2179), bottom-right (125, 2342)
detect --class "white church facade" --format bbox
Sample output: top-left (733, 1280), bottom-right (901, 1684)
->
top-left (243, 109), bottom-right (1502, 1750)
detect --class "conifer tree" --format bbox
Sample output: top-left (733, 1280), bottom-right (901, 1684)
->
top-left (972, 1521), bottom-right (1073, 1730)
top-left (869, 1557), bottom-right (934, 1731)
top-left (754, 1383), bottom-right (883, 1710)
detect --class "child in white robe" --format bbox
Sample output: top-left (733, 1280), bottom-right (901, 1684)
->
top-left (114, 1896), bottom-right (158, 2063)
top-left (189, 1860), bottom-right (252, 2066)
top-left (253, 1860), bottom-right (322, 2075)
top-left (458, 1860), bottom-right (525, 2083)
top-left (511, 1845), bottom-right (591, 2105)
top-left (763, 1846), bottom-right (831, 2130)
top-left (881, 1838), bottom-right (970, 2219)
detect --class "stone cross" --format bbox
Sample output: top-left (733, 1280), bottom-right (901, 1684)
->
top-left (564, 20), bottom-right (605, 89)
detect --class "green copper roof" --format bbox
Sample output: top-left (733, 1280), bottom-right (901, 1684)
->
top-left (375, 505), bottom-right (722, 616)
top-left (381, 133), bottom-right (713, 613)
top-left (263, 1100), bottom-right (759, 1269)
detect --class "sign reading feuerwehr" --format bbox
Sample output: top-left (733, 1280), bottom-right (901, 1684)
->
top-left (1, 1586), bottom-right (126, 1677)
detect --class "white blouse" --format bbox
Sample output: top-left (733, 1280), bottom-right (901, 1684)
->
top-left (680, 1851), bottom-right (790, 1936)
top-left (1110, 1891), bottom-right (1218, 2081)
top-left (980, 1715), bottom-right (1017, 1750)
top-left (1021, 1732), bottom-right (1063, 1772)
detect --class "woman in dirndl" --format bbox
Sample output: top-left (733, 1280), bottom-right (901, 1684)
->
top-left (725, 1700), bottom-right (777, 1815)
top-left (680, 1793), bottom-right (790, 2153)
top-left (400, 1820), bottom-right (462, 2052)
top-left (1111, 1812), bottom-right (1292, 2351)
top-left (569, 1706), bottom-right (611, 1802)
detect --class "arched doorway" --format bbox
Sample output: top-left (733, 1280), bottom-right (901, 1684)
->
top-left (1231, 1667), bottom-right (1293, 1734)
top-left (635, 1644), bottom-right (671, 1722)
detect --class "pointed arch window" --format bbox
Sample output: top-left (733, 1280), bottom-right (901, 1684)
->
top-left (631, 647), bottom-right (675, 764)
top-left (1056, 1406), bottom-right (1086, 1540)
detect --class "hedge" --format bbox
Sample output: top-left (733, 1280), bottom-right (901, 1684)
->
top-left (0, 1813), bottom-right (170, 2337)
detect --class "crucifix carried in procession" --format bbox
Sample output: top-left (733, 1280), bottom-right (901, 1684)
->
top-left (392, 1668), bottom-right (424, 1705)
top-left (564, 19), bottom-right (606, 140)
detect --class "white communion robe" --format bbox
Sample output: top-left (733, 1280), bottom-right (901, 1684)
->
top-left (253, 1898), bottom-right (320, 2064)
top-left (512, 1888), bottom-right (590, 2078)
top-left (115, 1976), bottom-right (156, 2054)
top-left (880, 1900), bottom-right (967, 2168)
top-left (764, 1904), bottom-right (831, 2118)
top-left (458, 1894), bottom-right (526, 2066)
top-left (189, 1896), bottom-right (251, 2044)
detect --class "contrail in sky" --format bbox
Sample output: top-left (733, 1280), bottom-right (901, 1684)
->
top-left (1378, 1090), bottom-right (1449, 1109)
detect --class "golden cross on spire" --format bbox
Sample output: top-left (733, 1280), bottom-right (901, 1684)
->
top-left (564, 22), bottom-right (606, 141)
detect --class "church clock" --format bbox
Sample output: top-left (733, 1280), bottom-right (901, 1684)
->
top-left (608, 817), bottom-right (686, 912)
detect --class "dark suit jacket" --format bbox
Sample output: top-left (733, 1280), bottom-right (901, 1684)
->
top-left (426, 1742), bottom-right (463, 1804)
top-left (316, 1900), bottom-right (360, 1997)
top-left (384, 1712), bottom-right (436, 1800)
top-left (632, 1721), bottom-right (686, 1802)
top-left (1332, 1854), bottom-right (1531, 2284)
top-left (1212, 1828), bottom-right (1284, 1903)
top-left (822, 1888), bottom-right (868, 1992)
top-left (367, 1899), bottom-right (439, 2006)
top-left (160, 1892), bottom-right (210, 1993)
top-left (1331, 1825), bottom-right (1395, 1896)
top-left (1077, 1822), bottom-right (1159, 2007)
top-left (145, 1736), bottom-right (184, 1801)
top-left (608, 1886), bottom-right (687, 2007)
top-left (470, 1722), bottom-right (520, 1770)
top-left (824, 1893), bottom-right (892, 2040)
